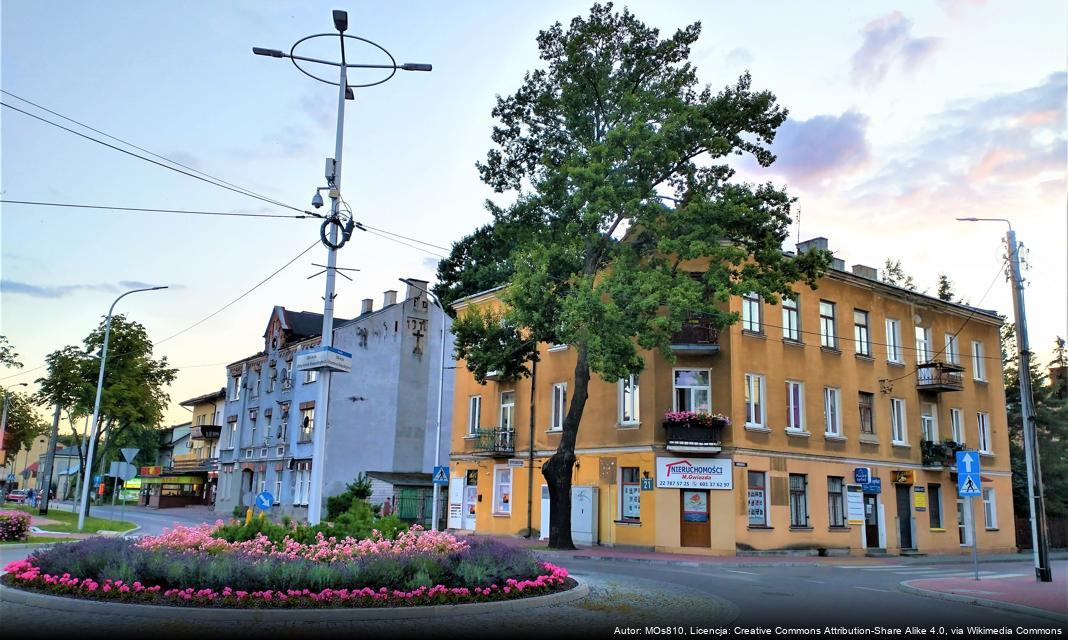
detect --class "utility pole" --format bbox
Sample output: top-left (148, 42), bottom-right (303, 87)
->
top-left (37, 403), bottom-right (62, 515)
top-left (254, 11), bottom-right (431, 525)
top-left (1005, 228), bottom-right (1052, 582)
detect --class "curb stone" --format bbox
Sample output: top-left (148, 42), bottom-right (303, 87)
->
top-left (0, 577), bottom-right (589, 622)
top-left (897, 580), bottom-right (1068, 624)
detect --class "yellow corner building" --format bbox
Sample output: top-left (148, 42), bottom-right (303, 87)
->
top-left (446, 242), bottom-right (1015, 557)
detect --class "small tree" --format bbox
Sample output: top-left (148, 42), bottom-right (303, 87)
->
top-left (883, 259), bottom-right (918, 291)
top-left (936, 274), bottom-right (955, 302)
top-left (0, 336), bottom-right (23, 370)
top-left (445, 3), bottom-right (830, 549)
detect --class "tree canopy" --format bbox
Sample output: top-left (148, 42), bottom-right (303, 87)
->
top-left (443, 3), bottom-right (830, 548)
top-left (0, 335), bottom-right (23, 369)
top-left (0, 384), bottom-right (47, 456)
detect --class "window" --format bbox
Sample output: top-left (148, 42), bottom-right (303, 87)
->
top-left (945, 334), bottom-right (960, 365)
top-left (258, 473), bottom-right (266, 495)
top-left (620, 467), bottom-right (640, 521)
top-left (977, 412), bottom-right (991, 453)
top-left (971, 341), bottom-right (986, 381)
top-left (229, 374), bottom-right (242, 401)
top-left (467, 396), bottom-right (482, 435)
top-left (929, 483), bottom-right (943, 529)
top-left (786, 381), bottom-right (805, 432)
top-left (891, 398), bottom-right (907, 444)
top-left (550, 383), bottom-right (567, 431)
top-left (747, 471), bottom-right (768, 527)
top-left (819, 301), bottom-right (837, 349)
top-left (291, 463), bottom-right (311, 506)
top-left (250, 418), bottom-right (257, 445)
top-left (227, 422), bottom-right (237, 448)
top-left (299, 407), bottom-right (314, 443)
top-left (744, 374), bottom-right (766, 427)
top-left (823, 387), bottom-right (842, 437)
top-left (921, 403), bottom-right (938, 442)
top-left (742, 292), bottom-right (762, 333)
top-left (854, 310), bottom-right (871, 357)
top-left (280, 366), bottom-right (291, 390)
top-left (782, 296), bottom-right (800, 342)
top-left (278, 403), bottom-right (289, 441)
top-left (950, 408), bottom-right (964, 443)
top-left (274, 477), bottom-right (281, 504)
top-left (859, 392), bottom-right (875, 435)
top-left (789, 474), bottom-right (809, 527)
top-left (304, 368), bottom-right (318, 384)
top-left (827, 477), bottom-right (846, 527)
top-left (250, 370), bottom-right (260, 398)
top-left (493, 466), bottom-right (512, 515)
top-left (673, 369), bottom-right (710, 413)
top-left (499, 391), bottom-right (516, 431)
top-left (886, 319), bottom-right (903, 363)
top-left (267, 368), bottom-right (276, 393)
top-left (982, 488), bottom-right (997, 529)
top-left (618, 374), bottom-right (640, 424)
top-left (915, 327), bottom-right (932, 363)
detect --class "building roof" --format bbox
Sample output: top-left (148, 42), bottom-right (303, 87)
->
top-left (179, 388), bottom-right (226, 407)
top-left (282, 309), bottom-right (332, 341)
top-left (365, 471), bottom-right (433, 487)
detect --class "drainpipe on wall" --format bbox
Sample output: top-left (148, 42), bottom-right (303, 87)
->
top-left (525, 358), bottom-right (537, 538)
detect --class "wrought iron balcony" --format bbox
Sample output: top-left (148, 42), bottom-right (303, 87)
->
top-left (169, 456), bottom-right (219, 473)
top-left (916, 361), bottom-right (965, 392)
top-left (670, 314), bottom-right (720, 355)
top-left (472, 428), bottom-right (515, 457)
top-left (920, 439), bottom-right (962, 468)
top-left (663, 420), bottom-right (727, 453)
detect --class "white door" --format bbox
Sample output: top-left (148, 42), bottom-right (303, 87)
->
top-left (463, 483), bottom-right (478, 530)
top-left (447, 478), bottom-right (463, 530)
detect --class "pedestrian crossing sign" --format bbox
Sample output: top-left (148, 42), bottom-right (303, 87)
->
top-left (956, 450), bottom-right (982, 497)
top-left (432, 466), bottom-right (449, 485)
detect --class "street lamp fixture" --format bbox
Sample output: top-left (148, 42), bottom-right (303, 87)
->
top-left (77, 285), bottom-right (168, 530)
top-left (254, 11), bottom-right (432, 525)
top-left (956, 217), bottom-right (1051, 583)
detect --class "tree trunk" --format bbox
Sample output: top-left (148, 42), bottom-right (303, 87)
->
top-left (541, 344), bottom-right (592, 549)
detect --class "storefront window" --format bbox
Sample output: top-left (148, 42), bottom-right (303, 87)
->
top-left (621, 467), bottom-right (640, 521)
top-left (493, 466), bottom-right (511, 515)
top-left (747, 471), bottom-right (767, 526)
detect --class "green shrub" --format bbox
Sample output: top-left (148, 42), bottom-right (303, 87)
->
top-left (326, 473), bottom-right (373, 520)
top-left (232, 505), bottom-right (247, 519)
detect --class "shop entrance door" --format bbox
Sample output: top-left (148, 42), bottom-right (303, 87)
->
top-left (680, 490), bottom-right (710, 547)
top-left (896, 484), bottom-right (914, 549)
top-left (863, 494), bottom-right (881, 548)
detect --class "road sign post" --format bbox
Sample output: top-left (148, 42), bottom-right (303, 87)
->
top-left (956, 451), bottom-right (982, 580)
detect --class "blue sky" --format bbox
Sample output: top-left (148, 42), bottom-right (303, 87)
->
top-left (2, 1), bottom-right (1065, 427)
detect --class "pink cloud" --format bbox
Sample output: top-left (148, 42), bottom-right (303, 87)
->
top-left (851, 12), bottom-right (943, 88)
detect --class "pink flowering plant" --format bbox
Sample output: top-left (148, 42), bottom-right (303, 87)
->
top-left (0, 510), bottom-right (31, 541)
top-left (2, 530), bottom-right (572, 608)
top-left (662, 411), bottom-right (730, 428)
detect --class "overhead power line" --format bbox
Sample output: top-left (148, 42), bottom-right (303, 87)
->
top-left (0, 100), bottom-right (312, 215)
top-left (0, 89), bottom-right (311, 215)
top-left (0, 199), bottom-right (311, 220)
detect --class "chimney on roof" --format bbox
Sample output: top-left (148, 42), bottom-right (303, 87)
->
top-left (404, 278), bottom-right (429, 301)
top-left (796, 237), bottom-right (829, 255)
top-left (383, 290), bottom-right (398, 307)
top-left (361, 298), bottom-right (373, 315)
top-left (831, 258), bottom-right (846, 271)
top-left (851, 264), bottom-right (879, 281)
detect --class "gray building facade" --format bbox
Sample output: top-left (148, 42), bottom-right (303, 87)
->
top-left (214, 280), bottom-right (454, 520)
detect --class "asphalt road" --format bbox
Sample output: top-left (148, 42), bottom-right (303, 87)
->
top-left (558, 556), bottom-right (1067, 631)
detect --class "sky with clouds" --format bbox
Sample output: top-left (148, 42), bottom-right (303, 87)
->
top-left (1, 1), bottom-right (1065, 428)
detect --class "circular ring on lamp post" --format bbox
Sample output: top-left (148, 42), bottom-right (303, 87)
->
top-left (289, 33), bottom-right (399, 89)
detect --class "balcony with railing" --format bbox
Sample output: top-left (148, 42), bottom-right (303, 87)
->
top-left (663, 416), bottom-right (728, 453)
top-left (921, 439), bottom-right (963, 469)
top-left (670, 313), bottom-right (720, 355)
top-left (471, 428), bottom-right (515, 457)
top-left (169, 452), bottom-right (219, 473)
top-left (916, 361), bottom-right (965, 392)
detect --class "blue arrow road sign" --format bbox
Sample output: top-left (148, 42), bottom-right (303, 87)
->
top-left (956, 451), bottom-right (982, 497)
top-left (255, 491), bottom-right (274, 510)
top-left (432, 466), bottom-right (449, 486)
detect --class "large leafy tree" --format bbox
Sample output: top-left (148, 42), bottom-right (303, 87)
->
top-left (35, 314), bottom-right (175, 510)
top-left (0, 384), bottom-right (47, 459)
top-left (446, 4), bottom-right (830, 548)
top-left (1002, 328), bottom-right (1068, 523)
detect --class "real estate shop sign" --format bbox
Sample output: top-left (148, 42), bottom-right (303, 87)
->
top-left (656, 457), bottom-right (733, 490)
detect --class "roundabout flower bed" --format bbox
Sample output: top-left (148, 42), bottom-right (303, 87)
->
top-left (1, 523), bottom-right (571, 608)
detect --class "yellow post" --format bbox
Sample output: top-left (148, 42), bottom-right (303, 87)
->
top-left (245, 507), bottom-right (253, 525)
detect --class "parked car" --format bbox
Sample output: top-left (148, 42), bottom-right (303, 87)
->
top-left (4, 489), bottom-right (28, 503)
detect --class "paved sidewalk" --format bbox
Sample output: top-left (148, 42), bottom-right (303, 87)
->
top-left (900, 561), bottom-right (1068, 622)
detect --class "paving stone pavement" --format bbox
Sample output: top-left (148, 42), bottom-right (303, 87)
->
top-left (0, 573), bottom-right (737, 639)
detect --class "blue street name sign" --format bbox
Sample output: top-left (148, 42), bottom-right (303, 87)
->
top-left (432, 466), bottom-right (449, 486)
top-left (861, 477), bottom-right (882, 494)
top-left (854, 467), bottom-right (871, 484)
top-left (956, 451), bottom-right (982, 497)
top-left (255, 491), bottom-right (274, 510)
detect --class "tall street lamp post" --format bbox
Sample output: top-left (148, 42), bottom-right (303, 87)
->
top-left (254, 10), bottom-right (430, 525)
top-left (77, 285), bottom-right (167, 530)
top-left (957, 217), bottom-right (1052, 582)
top-left (401, 279), bottom-right (448, 531)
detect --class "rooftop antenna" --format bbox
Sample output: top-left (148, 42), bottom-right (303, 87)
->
top-left (796, 205), bottom-right (802, 245)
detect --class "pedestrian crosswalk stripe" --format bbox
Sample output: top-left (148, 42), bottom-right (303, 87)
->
top-left (835, 565), bottom-right (906, 570)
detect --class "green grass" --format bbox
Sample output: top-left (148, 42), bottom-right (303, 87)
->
top-left (0, 536), bottom-right (78, 545)
top-left (1, 503), bottom-right (135, 533)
